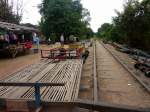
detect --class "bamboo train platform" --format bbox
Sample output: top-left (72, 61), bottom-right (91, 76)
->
top-left (0, 59), bottom-right (83, 102)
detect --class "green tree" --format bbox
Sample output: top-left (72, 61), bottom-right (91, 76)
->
top-left (39, 0), bottom-right (91, 41)
top-left (97, 23), bottom-right (112, 39)
top-left (0, 0), bottom-right (22, 24)
top-left (85, 27), bottom-right (94, 39)
top-left (97, 0), bottom-right (150, 51)
top-left (114, 0), bottom-right (150, 50)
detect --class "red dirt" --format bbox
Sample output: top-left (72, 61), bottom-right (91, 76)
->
top-left (0, 45), bottom-right (50, 79)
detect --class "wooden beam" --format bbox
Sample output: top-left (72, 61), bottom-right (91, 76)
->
top-left (0, 99), bottom-right (149, 112)
top-left (0, 82), bottom-right (65, 87)
top-left (75, 99), bottom-right (150, 112)
top-left (25, 99), bottom-right (150, 112)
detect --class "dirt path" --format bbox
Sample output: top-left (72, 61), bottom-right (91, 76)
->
top-left (0, 45), bottom-right (50, 79)
top-left (96, 41), bottom-right (150, 108)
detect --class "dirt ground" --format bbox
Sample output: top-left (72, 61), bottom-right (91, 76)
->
top-left (0, 45), bottom-right (51, 79)
top-left (105, 43), bottom-right (150, 87)
top-left (78, 41), bottom-right (150, 109)
top-left (0, 42), bottom-right (150, 111)
top-left (96, 41), bottom-right (150, 108)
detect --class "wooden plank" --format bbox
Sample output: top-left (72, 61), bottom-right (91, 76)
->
top-left (0, 82), bottom-right (65, 87)
top-left (76, 99), bottom-right (150, 112)
top-left (6, 100), bottom-right (29, 112)
top-left (25, 99), bottom-right (150, 112)
top-left (0, 59), bottom-right (83, 102)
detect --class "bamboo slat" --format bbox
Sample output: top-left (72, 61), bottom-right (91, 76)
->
top-left (0, 59), bottom-right (83, 102)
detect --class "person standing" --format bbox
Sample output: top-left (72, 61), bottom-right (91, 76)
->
top-left (36, 36), bottom-right (40, 49)
top-left (48, 37), bottom-right (51, 45)
top-left (13, 33), bottom-right (18, 44)
top-left (60, 34), bottom-right (64, 44)
top-left (33, 33), bottom-right (40, 50)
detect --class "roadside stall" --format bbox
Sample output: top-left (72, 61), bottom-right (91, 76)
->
top-left (0, 21), bottom-right (39, 58)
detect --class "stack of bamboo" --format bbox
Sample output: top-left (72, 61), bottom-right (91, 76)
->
top-left (0, 59), bottom-right (83, 102)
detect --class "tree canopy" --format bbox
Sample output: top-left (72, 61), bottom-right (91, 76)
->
top-left (97, 23), bottom-right (112, 38)
top-left (39, 0), bottom-right (92, 41)
top-left (0, 0), bottom-right (23, 24)
top-left (97, 0), bottom-right (150, 51)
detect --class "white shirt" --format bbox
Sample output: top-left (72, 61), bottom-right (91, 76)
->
top-left (60, 35), bottom-right (64, 42)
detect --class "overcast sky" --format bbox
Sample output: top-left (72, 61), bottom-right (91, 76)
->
top-left (21, 0), bottom-right (124, 32)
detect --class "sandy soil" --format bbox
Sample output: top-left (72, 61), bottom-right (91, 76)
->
top-left (0, 45), bottom-right (51, 79)
top-left (96, 41), bottom-right (150, 108)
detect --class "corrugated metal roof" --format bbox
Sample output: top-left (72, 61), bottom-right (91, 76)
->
top-left (0, 21), bottom-right (39, 32)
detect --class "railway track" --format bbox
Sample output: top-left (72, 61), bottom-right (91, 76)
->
top-left (75, 40), bottom-right (150, 112)
top-left (0, 40), bottom-right (149, 112)
top-left (102, 42), bottom-right (150, 92)
top-left (95, 40), bottom-right (150, 108)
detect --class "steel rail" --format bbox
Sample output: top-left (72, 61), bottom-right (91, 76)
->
top-left (93, 41), bottom-right (98, 102)
top-left (100, 41), bottom-right (150, 93)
